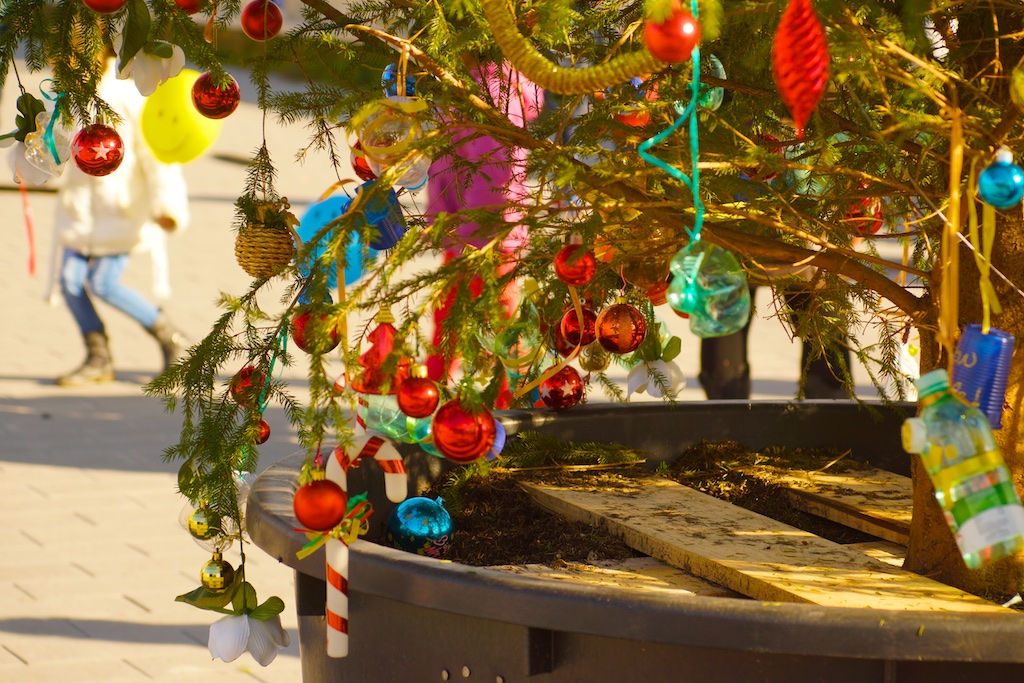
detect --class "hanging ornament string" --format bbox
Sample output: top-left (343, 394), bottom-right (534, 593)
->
top-left (966, 159), bottom-right (1001, 334)
top-left (637, 0), bottom-right (704, 243)
top-left (938, 104), bottom-right (964, 370)
top-left (257, 327), bottom-right (291, 414)
top-left (39, 81), bottom-right (66, 165)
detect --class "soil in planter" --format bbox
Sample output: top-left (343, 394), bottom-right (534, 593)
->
top-left (422, 439), bottom-right (877, 567)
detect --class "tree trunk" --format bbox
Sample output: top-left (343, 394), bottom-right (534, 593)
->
top-left (904, 212), bottom-right (1024, 600)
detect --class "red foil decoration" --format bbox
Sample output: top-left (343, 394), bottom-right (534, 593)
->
top-left (192, 73), bottom-right (241, 119)
top-left (772, 0), bottom-right (830, 137)
top-left (540, 365), bottom-right (585, 410)
top-left (72, 124), bottom-right (124, 177)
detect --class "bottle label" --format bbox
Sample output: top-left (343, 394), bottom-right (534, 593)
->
top-left (955, 504), bottom-right (1024, 555)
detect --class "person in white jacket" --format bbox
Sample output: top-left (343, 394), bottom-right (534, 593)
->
top-left (54, 48), bottom-right (190, 386)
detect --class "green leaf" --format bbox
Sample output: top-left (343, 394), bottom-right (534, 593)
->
top-left (117, 0), bottom-right (152, 71)
top-left (636, 330), bottom-right (662, 363)
top-left (177, 459), bottom-right (195, 495)
top-left (250, 595), bottom-right (286, 620)
top-left (661, 336), bottom-right (682, 362)
top-left (12, 93), bottom-right (45, 142)
top-left (144, 40), bottom-right (174, 59)
top-left (232, 581), bottom-right (259, 613)
top-left (175, 571), bottom-right (242, 611)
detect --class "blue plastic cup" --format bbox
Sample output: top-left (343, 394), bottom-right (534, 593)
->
top-left (357, 182), bottom-right (407, 250)
top-left (952, 324), bottom-right (1015, 429)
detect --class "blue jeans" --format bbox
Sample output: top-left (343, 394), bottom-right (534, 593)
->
top-left (60, 250), bottom-right (160, 336)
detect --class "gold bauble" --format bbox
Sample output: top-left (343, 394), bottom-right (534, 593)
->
top-left (187, 507), bottom-right (222, 541)
top-left (200, 552), bottom-right (235, 593)
top-left (579, 342), bottom-right (611, 373)
top-left (621, 257), bottom-right (671, 289)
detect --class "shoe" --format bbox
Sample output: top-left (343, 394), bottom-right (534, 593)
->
top-left (147, 314), bottom-right (189, 372)
top-left (57, 330), bottom-right (115, 386)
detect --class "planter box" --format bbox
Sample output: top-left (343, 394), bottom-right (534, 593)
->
top-left (246, 401), bottom-right (1024, 683)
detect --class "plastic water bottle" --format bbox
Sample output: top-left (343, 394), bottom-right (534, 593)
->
top-left (667, 240), bottom-right (751, 338)
top-left (902, 369), bottom-right (1024, 569)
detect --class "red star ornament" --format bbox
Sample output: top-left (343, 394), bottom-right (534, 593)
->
top-left (772, 0), bottom-right (830, 137)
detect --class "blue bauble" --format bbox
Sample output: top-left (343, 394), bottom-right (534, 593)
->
top-left (978, 150), bottom-right (1024, 210)
top-left (297, 195), bottom-right (379, 287)
top-left (385, 497), bottom-right (454, 557)
top-left (485, 419), bottom-right (506, 461)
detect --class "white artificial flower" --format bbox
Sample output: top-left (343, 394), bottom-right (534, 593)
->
top-left (626, 359), bottom-right (686, 400)
top-left (112, 29), bottom-right (185, 97)
top-left (208, 613), bottom-right (290, 667)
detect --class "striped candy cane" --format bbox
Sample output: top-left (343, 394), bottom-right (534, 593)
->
top-left (322, 434), bottom-right (408, 657)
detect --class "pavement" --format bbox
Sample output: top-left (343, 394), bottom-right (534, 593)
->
top-left (0, 60), bottom-right (891, 683)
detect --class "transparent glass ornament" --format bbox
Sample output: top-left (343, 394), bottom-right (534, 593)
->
top-left (668, 240), bottom-right (751, 338)
top-left (358, 96), bottom-right (431, 190)
top-left (24, 110), bottom-right (73, 178)
top-left (178, 501), bottom-right (237, 553)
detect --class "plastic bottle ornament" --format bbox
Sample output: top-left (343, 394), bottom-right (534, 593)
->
top-left (772, 0), bottom-right (830, 137)
top-left (385, 497), bottom-right (454, 558)
top-left (643, 0), bottom-right (701, 64)
top-left (350, 141), bottom-right (378, 182)
top-left (432, 399), bottom-right (497, 463)
top-left (187, 507), bottom-right (222, 540)
top-left (540, 365), bottom-right (585, 410)
top-left (553, 239), bottom-right (597, 286)
top-left (668, 241), bottom-right (751, 338)
top-left (230, 365), bottom-right (266, 408)
top-left (71, 123), bottom-right (124, 176)
top-left (293, 473), bottom-right (348, 531)
top-left (257, 419), bottom-right (271, 444)
top-left (142, 69), bottom-right (224, 164)
top-left (83, 0), bottom-right (127, 13)
top-left (358, 393), bottom-right (418, 443)
top-left (596, 299), bottom-right (647, 354)
top-left (291, 305), bottom-right (341, 354)
top-left (977, 147), bottom-right (1024, 210)
top-left (560, 305), bottom-right (597, 348)
top-left (24, 109), bottom-right (73, 177)
top-left (952, 325), bottom-right (1015, 429)
top-left (353, 97), bottom-right (431, 190)
top-left (191, 72), bottom-right (241, 120)
top-left (240, 0), bottom-right (283, 41)
top-left (397, 365), bottom-right (440, 418)
top-left (200, 552), bottom-right (235, 593)
top-left (579, 342), bottom-right (611, 372)
top-left (355, 182), bottom-right (407, 250)
top-left (410, 415), bottom-right (444, 458)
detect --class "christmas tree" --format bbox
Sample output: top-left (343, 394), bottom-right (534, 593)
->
top-left (6, 0), bottom-right (1024, 642)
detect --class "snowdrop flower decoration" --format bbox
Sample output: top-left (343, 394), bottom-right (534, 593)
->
top-left (208, 612), bottom-right (291, 667)
top-left (113, 17), bottom-right (185, 97)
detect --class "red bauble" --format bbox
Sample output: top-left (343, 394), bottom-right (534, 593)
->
top-left (230, 365), bottom-right (266, 408)
top-left (643, 2), bottom-right (701, 64)
top-left (293, 478), bottom-right (348, 531)
top-left (257, 419), bottom-right (271, 444)
top-left (553, 243), bottom-right (597, 286)
top-left (647, 281), bottom-right (669, 307)
top-left (174, 0), bottom-right (202, 13)
top-left (772, 0), bottom-right (830, 137)
top-left (72, 124), bottom-right (124, 176)
top-left (291, 306), bottom-right (341, 354)
top-left (540, 365), bottom-right (584, 410)
top-left (192, 73), bottom-right (241, 119)
top-left (397, 376), bottom-right (440, 419)
top-left (615, 108), bottom-right (650, 127)
top-left (431, 400), bottom-right (496, 464)
top-left (845, 197), bottom-right (883, 235)
top-left (596, 302), bottom-right (647, 354)
top-left (560, 305), bottom-right (597, 348)
top-left (82, 0), bottom-right (128, 13)
top-left (550, 319), bottom-right (577, 358)
top-left (240, 0), bottom-right (284, 41)
top-left (350, 141), bottom-right (378, 182)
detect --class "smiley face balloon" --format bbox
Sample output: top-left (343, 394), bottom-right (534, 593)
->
top-left (141, 69), bottom-right (223, 164)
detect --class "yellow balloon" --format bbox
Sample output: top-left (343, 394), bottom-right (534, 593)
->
top-left (142, 69), bottom-right (223, 164)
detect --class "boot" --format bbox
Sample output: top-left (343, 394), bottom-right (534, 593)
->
top-left (147, 314), bottom-right (189, 372)
top-left (57, 330), bottom-right (115, 386)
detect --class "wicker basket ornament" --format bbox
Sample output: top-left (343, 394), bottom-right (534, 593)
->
top-left (234, 198), bottom-right (300, 279)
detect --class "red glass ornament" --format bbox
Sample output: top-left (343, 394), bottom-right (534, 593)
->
top-left (845, 196), bottom-right (883, 235)
top-left (71, 124), bottom-right (124, 177)
top-left (647, 281), bottom-right (669, 307)
top-left (553, 243), bottom-right (597, 286)
top-left (192, 73), bottom-right (241, 120)
top-left (432, 399), bottom-right (496, 464)
top-left (240, 0), bottom-right (284, 41)
top-left (397, 373), bottom-right (440, 418)
top-left (350, 141), bottom-right (378, 182)
top-left (643, 2), bottom-right (701, 64)
top-left (82, 0), bottom-right (128, 14)
top-left (291, 305), bottom-right (341, 354)
top-left (772, 0), bottom-right (830, 137)
top-left (174, 0), bottom-right (202, 13)
top-left (540, 365), bottom-right (584, 410)
top-left (559, 305), bottom-right (597, 348)
top-left (257, 419), bottom-right (271, 444)
top-left (230, 365), bottom-right (266, 408)
top-left (293, 478), bottom-right (348, 531)
top-left (596, 301), bottom-right (647, 354)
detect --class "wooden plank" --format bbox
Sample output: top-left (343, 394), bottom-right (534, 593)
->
top-left (487, 557), bottom-right (741, 598)
top-left (734, 464), bottom-right (912, 545)
top-left (523, 477), bottom-right (1006, 613)
top-left (848, 540), bottom-right (906, 568)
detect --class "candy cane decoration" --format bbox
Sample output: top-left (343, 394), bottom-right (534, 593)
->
top-left (322, 434), bottom-right (408, 658)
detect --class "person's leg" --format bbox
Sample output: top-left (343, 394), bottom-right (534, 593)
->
top-left (698, 285), bottom-right (755, 399)
top-left (57, 250), bottom-right (114, 385)
top-left (85, 255), bottom-right (187, 371)
top-left (786, 288), bottom-right (851, 399)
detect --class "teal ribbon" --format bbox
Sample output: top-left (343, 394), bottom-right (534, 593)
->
top-left (39, 81), bottom-right (65, 165)
top-left (258, 327), bottom-right (290, 413)
top-left (637, 0), bottom-right (704, 243)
